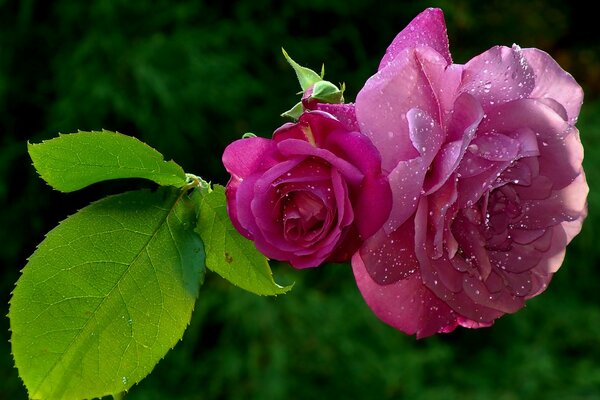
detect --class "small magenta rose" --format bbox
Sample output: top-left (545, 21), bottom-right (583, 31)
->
top-left (223, 111), bottom-right (392, 268)
top-left (351, 8), bottom-right (588, 337)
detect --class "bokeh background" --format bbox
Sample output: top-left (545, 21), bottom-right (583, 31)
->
top-left (1, 1), bottom-right (599, 399)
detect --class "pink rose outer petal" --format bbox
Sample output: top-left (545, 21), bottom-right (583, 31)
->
top-left (379, 8), bottom-right (451, 69)
top-left (523, 48), bottom-right (584, 124)
top-left (315, 103), bottom-right (359, 132)
top-left (357, 48), bottom-right (444, 172)
top-left (353, 251), bottom-right (458, 339)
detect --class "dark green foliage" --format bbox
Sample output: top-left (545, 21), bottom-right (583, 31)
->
top-left (1, 0), bottom-right (598, 398)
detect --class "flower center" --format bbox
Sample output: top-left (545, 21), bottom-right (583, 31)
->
top-left (282, 191), bottom-right (328, 242)
top-left (478, 186), bottom-right (521, 249)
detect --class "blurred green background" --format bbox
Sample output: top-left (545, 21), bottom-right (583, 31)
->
top-left (1, 1), bottom-right (599, 399)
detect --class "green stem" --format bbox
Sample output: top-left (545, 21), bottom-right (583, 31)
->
top-left (113, 392), bottom-right (125, 400)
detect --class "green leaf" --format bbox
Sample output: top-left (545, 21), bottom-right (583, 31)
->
top-left (196, 185), bottom-right (292, 296)
top-left (28, 130), bottom-right (187, 192)
top-left (9, 187), bottom-right (205, 400)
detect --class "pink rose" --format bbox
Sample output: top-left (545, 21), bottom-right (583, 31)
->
top-left (223, 111), bottom-right (392, 268)
top-left (350, 8), bottom-right (588, 337)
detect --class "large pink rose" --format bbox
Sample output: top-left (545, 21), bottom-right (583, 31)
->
top-left (223, 111), bottom-right (391, 268)
top-left (350, 8), bottom-right (588, 337)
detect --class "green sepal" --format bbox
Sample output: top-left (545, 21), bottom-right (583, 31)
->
top-left (281, 48), bottom-right (322, 91)
top-left (281, 101), bottom-right (304, 120)
top-left (311, 80), bottom-right (345, 104)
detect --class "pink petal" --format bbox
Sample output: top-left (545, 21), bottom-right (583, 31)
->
top-left (427, 178), bottom-right (458, 259)
top-left (446, 93), bottom-right (485, 142)
top-left (353, 174), bottom-right (392, 239)
top-left (462, 274), bottom-right (524, 313)
top-left (378, 8), bottom-right (451, 69)
top-left (276, 139), bottom-right (363, 186)
top-left (523, 48), bottom-right (583, 125)
top-left (315, 103), bottom-right (360, 131)
top-left (225, 177), bottom-right (251, 239)
top-left (250, 159), bottom-right (303, 238)
top-left (460, 45), bottom-right (535, 111)
top-left (331, 167), bottom-right (354, 230)
top-left (479, 99), bottom-right (583, 191)
top-left (514, 175), bottom-right (553, 201)
top-left (356, 49), bottom-right (442, 172)
top-left (412, 48), bottom-right (461, 121)
top-left (424, 93), bottom-right (483, 194)
top-left (222, 137), bottom-right (280, 179)
top-left (456, 151), bottom-right (495, 178)
top-left (408, 108), bottom-right (445, 162)
top-left (325, 130), bottom-right (383, 176)
top-left (384, 157), bottom-right (426, 233)
top-left (469, 132), bottom-right (520, 162)
top-left (352, 252), bottom-right (459, 339)
top-left (359, 219), bottom-right (420, 285)
top-left (516, 171), bottom-right (588, 230)
top-left (488, 244), bottom-right (544, 274)
top-left (274, 111), bottom-right (343, 147)
top-left (324, 129), bottom-right (392, 239)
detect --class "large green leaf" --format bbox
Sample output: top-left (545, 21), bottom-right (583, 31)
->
top-left (28, 130), bottom-right (187, 192)
top-left (9, 187), bottom-right (204, 400)
top-left (196, 185), bottom-right (292, 296)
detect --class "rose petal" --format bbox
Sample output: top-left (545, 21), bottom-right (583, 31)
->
top-left (223, 137), bottom-right (280, 179)
top-left (523, 48), bottom-right (584, 124)
top-left (488, 244), bottom-right (544, 274)
top-left (315, 103), bottom-right (360, 131)
top-left (447, 92), bottom-right (485, 142)
top-left (479, 99), bottom-right (583, 190)
top-left (462, 274), bottom-right (524, 313)
top-left (356, 49), bottom-right (442, 172)
top-left (325, 130), bottom-right (383, 177)
top-left (277, 139), bottom-right (364, 186)
top-left (225, 177), bottom-right (251, 239)
top-left (408, 108), bottom-right (445, 162)
top-left (360, 219), bottom-right (420, 285)
top-left (413, 48), bottom-right (461, 121)
top-left (460, 45), bottom-right (535, 110)
top-left (384, 158), bottom-right (425, 233)
top-left (380, 109), bottom-right (446, 233)
top-left (514, 175), bottom-right (553, 201)
top-left (516, 171), bottom-right (588, 230)
top-left (424, 93), bottom-right (484, 193)
top-left (427, 177), bottom-right (458, 259)
top-left (273, 111), bottom-right (342, 147)
top-left (378, 8), bottom-right (452, 69)
top-left (311, 129), bottom-right (391, 239)
top-left (470, 132), bottom-right (521, 162)
top-left (352, 252), bottom-right (459, 339)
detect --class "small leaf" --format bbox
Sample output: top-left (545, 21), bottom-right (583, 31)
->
top-left (196, 185), bottom-right (292, 296)
top-left (28, 130), bottom-right (187, 192)
top-left (10, 187), bottom-right (205, 400)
